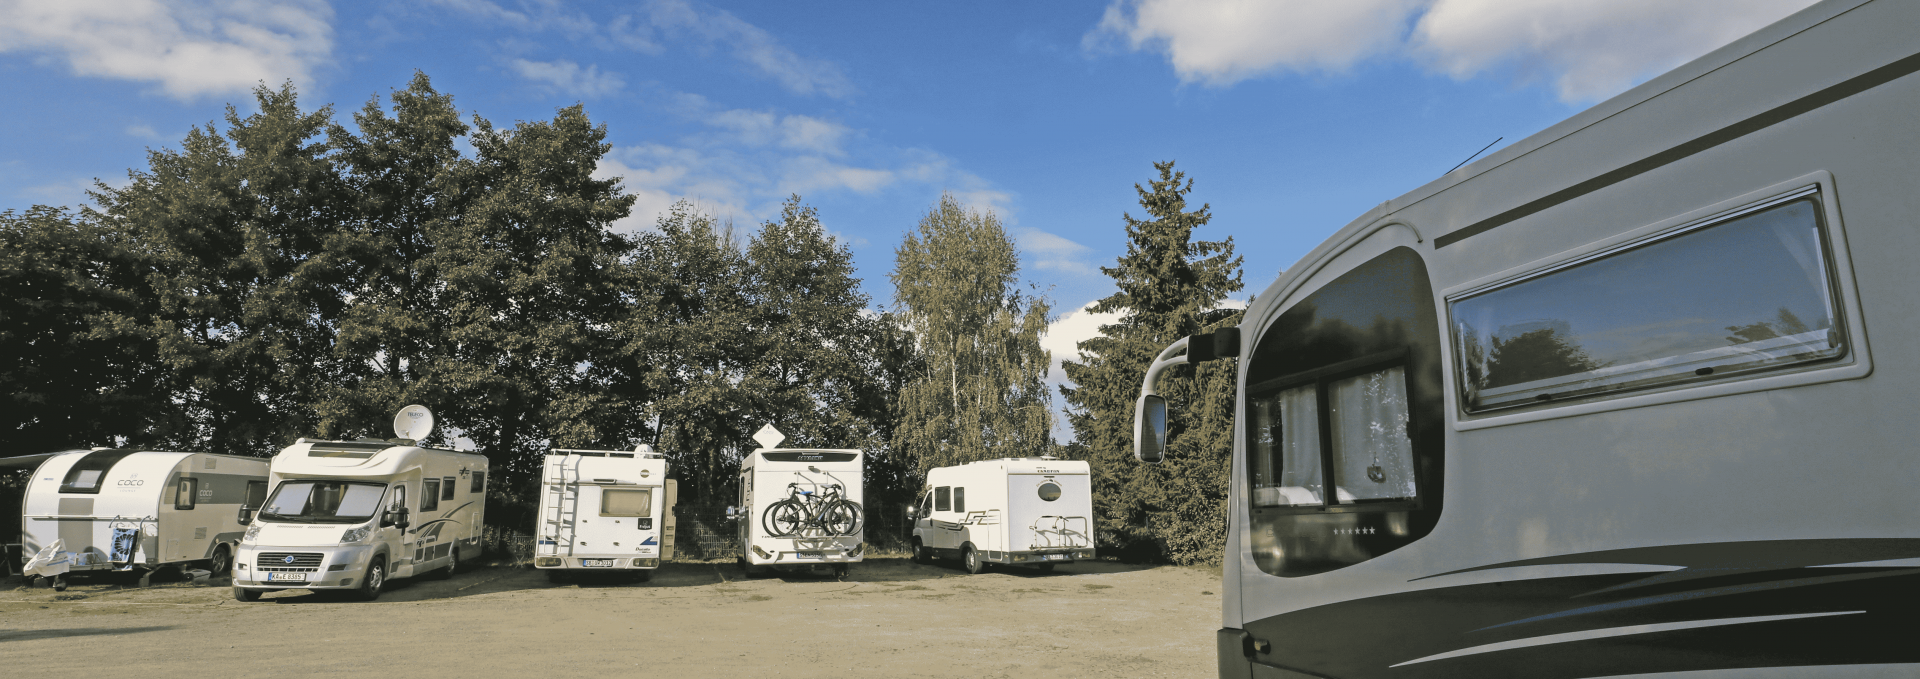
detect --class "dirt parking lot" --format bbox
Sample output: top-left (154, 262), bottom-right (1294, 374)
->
top-left (1, 557), bottom-right (1219, 678)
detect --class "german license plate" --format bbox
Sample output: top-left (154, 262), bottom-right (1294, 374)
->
top-left (267, 572), bottom-right (308, 582)
top-left (581, 559), bottom-right (613, 567)
top-left (1043, 554), bottom-right (1066, 561)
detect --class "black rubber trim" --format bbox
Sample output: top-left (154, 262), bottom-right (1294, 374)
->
top-left (1434, 49), bottom-right (1920, 249)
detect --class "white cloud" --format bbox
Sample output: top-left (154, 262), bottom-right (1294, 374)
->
top-left (1088, 0), bottom-right (1819, 102)
top-left (509, 58), bottom-right (624, 98)
top-left (1017, 228), bottom-right (1097, 275)
top-left (0, 0), bottom-right (334, 101)
top-left (1411, 0), bottom-right (1820, 101)
top-left (620, 0), bottom-right (855, 98)
top-left (1089, 0), bottom-right (1422, 85)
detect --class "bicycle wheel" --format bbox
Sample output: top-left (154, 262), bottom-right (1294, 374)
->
top-left (822, 499), bottom-right (862, 536)
top-left (762, 499), bottom-right (804, 537)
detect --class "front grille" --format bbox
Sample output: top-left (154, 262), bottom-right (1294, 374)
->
top-left (257, 552), bottom-right (324, 572)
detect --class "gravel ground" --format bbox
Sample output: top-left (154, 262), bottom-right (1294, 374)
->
top-left (0, 556), bottom-right (1221, 678)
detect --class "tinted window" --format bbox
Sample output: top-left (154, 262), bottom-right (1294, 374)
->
top-left (244, 481), bottom-right (268, 509)
top-left (422, 479), bottom-right (441, 511)
top-left (934, 487), bottom-right (951, 512)
top-left (441, 476), bottom-right (456, 501)
top-left (470, 471), bottom-right (486, 493)
top-left (59, 449), bottom-right (139, 494)
top-left (1451, 195), bottom-right (1844, 412)
top-left (1243, 247), bottom-right (1444, 577)
top-left (953, 487), bottom-right (966, 513)
top-left (173, 478), bottom-right (198, 510)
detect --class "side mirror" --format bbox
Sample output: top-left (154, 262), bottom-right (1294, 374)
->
top-left (1135, 394), bottom-right (1168, 463)
top-left (236, 507), bottom-right (254, 526)
top-left (393, 508), bottom-right (411, 530)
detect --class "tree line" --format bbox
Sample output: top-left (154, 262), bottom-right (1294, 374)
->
top-left (2, 75), bottom-right (1244, 564)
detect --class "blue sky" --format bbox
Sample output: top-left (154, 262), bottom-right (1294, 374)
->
top-left (0, 0), bottom-right (1819, 422)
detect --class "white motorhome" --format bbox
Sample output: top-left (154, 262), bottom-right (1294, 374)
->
top-left (233, 407), bottom-right (487, 602)
top-left (909, 458), bottom-right (1096, 574)
top-left (732, 447), bottom-right (865, 576)
top-left (533, 446), bottom-right (677, 582)
top-left (18, 449), bottom-right (268, 588)
top-left (1131, 1), bottom-right (1920, 677)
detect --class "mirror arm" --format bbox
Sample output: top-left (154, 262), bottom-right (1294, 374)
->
top-left (1134, 336), bottom-right (1191, 463)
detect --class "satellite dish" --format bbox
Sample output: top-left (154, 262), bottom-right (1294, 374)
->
top-left (393, 405), bottom-right (435, 442)
top-left (753, 424), bottom-right (785, 450)
top-left (635, 444), bottom-right (656, 454)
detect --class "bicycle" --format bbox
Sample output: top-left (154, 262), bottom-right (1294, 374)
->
top-left (761, 482), bottom-right (862, 537)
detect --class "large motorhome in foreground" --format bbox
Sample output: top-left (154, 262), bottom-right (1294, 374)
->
top-left (534, 446), bottom-right (677, 582)
top-left (19, 449), bottom-right (268, 588)
top-left (733, 447), bottom-right (865, 577)
top-left (1134, 1), bottom-right (1920, 677)
top-left (909, 458), bottom-right (1095, 574)
top-left (234, 407), bottom-right (487, 602)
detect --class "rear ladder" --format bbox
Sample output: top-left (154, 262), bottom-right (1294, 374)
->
top-left (542, 455), bottom-right (582, 557)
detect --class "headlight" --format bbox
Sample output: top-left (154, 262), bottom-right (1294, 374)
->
top-left (339, 526), bottom-right (373, 544)
top-left (243, 524), bottom-right (262, 543)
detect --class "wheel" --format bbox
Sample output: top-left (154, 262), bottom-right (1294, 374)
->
top-left (233, 586), bottom-right (262, 602)
top-left (762, 500), bottom-right (804, 538)
top-left (208, 544), bottom-right (233, 578)
top-left (1034, 563), bottom-right (1055, 574)
top-left (910, 538), bottom-right (927, 565)
top-left (822, 499), bottom-right (861, 536)
top-left (963, 544), bottom-right (985, 575)
top-left (832, 564), bottom-right (849, 578)
top-left (353, 557), bottom-right (386, 601)
top-left (434, 548), bottom-right (459, 580)
top-left (52, 575), bottom-right (68, 592)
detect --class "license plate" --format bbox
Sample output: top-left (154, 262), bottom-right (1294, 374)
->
top-left (267, 572), bottom-right (308, 582)
top-left (581, 559), bottom-right (613, 567)
top-left (1043, 554), bottom-right (1066, 561)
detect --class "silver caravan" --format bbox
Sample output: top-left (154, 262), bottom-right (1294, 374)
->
top-left (1134, 0), bottom-right (1920, 677)
top-left (19, 449), bottom-right (268, 587)
top-left (233, 407), bottom-right (488, 601)
top-left (733, 447), bottom-right (865, 576)
top-left (909, 458), bottom-right (1096, 574)
top-left (534, 446), bottom-right (677, 581)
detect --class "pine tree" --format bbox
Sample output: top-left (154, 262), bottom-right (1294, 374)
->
top-left (1061, 161), bottom-right (1243, 564)
top-left (891, 193), bottom-right (1054, 476)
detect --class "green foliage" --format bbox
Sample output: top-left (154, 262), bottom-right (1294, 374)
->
top-left (1061, 161), bottom-right (1243, 564)
top-left (890, 194), bottom-right (1055, 477)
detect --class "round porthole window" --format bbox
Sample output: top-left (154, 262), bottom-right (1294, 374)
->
top-left (1037, 481), bottom-right (1062, 502)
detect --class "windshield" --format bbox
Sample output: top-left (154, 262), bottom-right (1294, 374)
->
top-left (260, 481), bottom-right (389, 524)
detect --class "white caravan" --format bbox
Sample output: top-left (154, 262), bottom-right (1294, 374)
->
top-left (1131, 1), bottom-right (1920, 677)
top-left (233, 407), bottom-right (487, 601)
top-left (909, 458), bottom-right (1096, 574)
top-left (533, 446), bottom-right (677, 581)
top-left (19, 449), bottom-right (268, 588)
top-left (732, 447), bottom-right (865, 576)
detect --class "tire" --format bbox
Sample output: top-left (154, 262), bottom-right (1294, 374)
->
top-left (52, 575), bottom-right (68, 592)
top-left (963, 544), bottom-right (985, 575)
top-left (910, 538), bottom-right (927, 565)
top-left (434, 548), bottom-right (459, 580)
top-left (822, 499), bottom-right (862, 536)
top-left (762, 500), bottom-right (804, 538)
top-left (353, 557), bottom-right (386, 601)
top-left (233, 586), bottom-right (262, 602)
top-left (208, 544), bottom-right (233, 578)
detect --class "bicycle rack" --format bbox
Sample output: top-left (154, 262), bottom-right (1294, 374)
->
top-left (1028, 515), bottom-right (1091, 550)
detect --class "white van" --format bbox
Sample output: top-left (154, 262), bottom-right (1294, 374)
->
top-left (533, 446), bottom-right (677, 582)
top-left (19, 449), bottom-right (268, 588)
top-left (732, 447), bottom-right (865, 577)
top-left (909, 458), bottom-right (1096, 574)
top-left (233, 407), bottom-right (487, 601)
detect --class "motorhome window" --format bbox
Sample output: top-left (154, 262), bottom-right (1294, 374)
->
top-left (470, 471), bottom-right (485, 493)
top-left (441, 476), bottom-right (456, 501)
top-left (601, 489), bottom-right (653, 517)
top-left (174, 478), bottom-right (199, 510)
top-left (58, 448), bottom-right (140, 494)
top-left (953, 487), bottom-right (966, 513)
top-left (261, 481), bottom-right (388, 524)
top-left (935, 487), bottom-right (951, 512)
top-left (392, 484), bottom-right (407, 510)
top-left (421, 479), bottom-right (441, 511)
top-left (1451, 195), bottom-right (1845, 412)
top-left (244, 481), bottom-right (268, 509)
top-left (1038, 482), bottom-right (1061, 502)
top-left (1242, 247), bottom-right (1445, 576)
